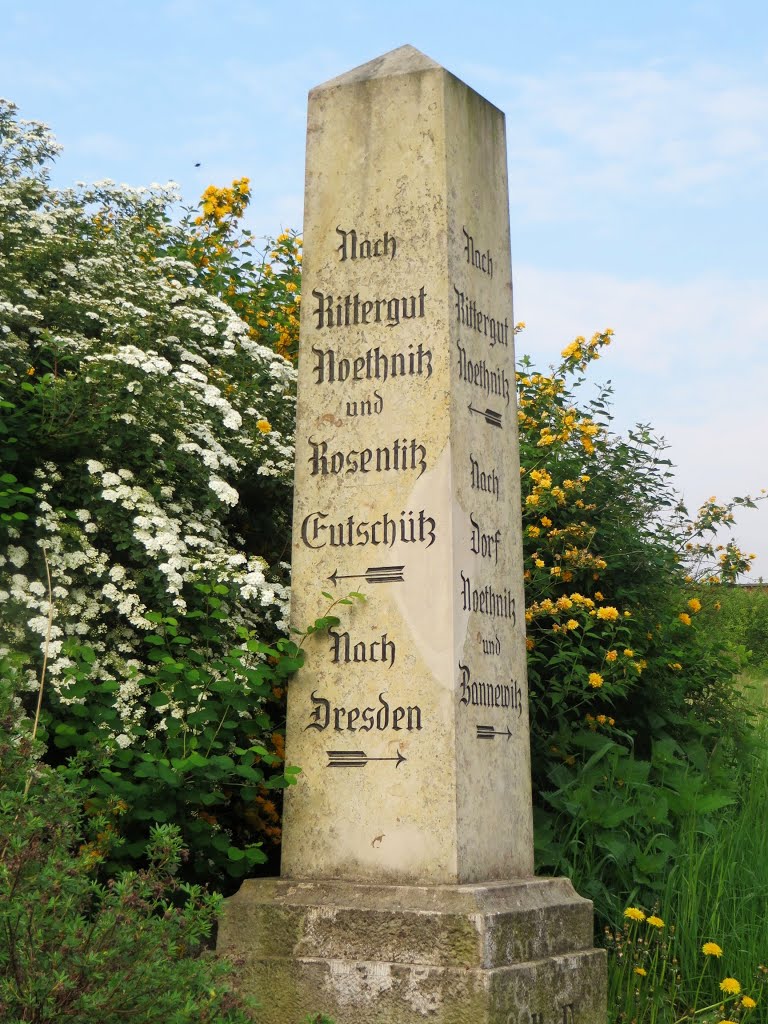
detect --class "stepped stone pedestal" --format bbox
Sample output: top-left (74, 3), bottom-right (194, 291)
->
top-left (218, 878), bottom-right (605, 1024)
top-left (218, 45), bottom-right (606, 1024)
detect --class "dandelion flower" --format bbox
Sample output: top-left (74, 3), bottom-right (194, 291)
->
top-left (647, 915), bottom-right (665, 928)
top-left (256, 419), bottom-right (271, 434)
top-left (623, 907), bottom-right (646, 922)
top-left (720, 978), bottom-right (741, 995)
top-left (634, 967), bottom-right (647, 977)
top-left (702, 942), bottom-right (723, 957)
top-left (742, 997), bottom-right (757, 1009)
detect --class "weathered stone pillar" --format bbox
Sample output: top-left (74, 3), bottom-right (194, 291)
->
top-left (218, 45), bottom-right (606, 1024)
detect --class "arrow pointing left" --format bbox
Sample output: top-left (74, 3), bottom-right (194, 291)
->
top-left (327, 565), bottom-right (405, 587)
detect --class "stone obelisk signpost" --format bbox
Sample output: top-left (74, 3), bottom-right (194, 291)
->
top-left (218, 46), bottom-right (606, 1024)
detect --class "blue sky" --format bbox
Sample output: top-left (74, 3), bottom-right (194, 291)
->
top-left (3, 0), bottom-right (767, 576)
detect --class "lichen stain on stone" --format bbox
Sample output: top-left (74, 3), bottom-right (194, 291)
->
top-left (326, 959), bottom-right (394, 1005)
top-left (403, 965), bottom-right (443, 1015)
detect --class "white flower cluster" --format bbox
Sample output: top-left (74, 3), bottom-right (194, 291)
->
top-left (0, 99), bottom-right (297, 741)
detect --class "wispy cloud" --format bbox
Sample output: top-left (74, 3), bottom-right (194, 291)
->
top-left (466, 61), bottom-right (768, 221)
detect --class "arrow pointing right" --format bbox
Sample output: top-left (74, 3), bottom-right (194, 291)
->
top-left (476, 725), bottom-right (513, 740)
top-left (326, 749), bottom-right (407, 768)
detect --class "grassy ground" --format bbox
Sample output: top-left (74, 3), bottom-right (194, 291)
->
top-left (607, 670), bottom-right (768, 1024)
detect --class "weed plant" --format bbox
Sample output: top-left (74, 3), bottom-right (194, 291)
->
top-left (0, 677), bottom-right (257, 1023)
top-left (607, 905), bottom-right (765, 1024)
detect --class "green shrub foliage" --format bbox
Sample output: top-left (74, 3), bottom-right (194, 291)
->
top-left (0, 679), bottom-right (257, 1023)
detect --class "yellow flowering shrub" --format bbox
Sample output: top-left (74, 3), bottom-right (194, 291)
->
top-left (184, 181), bottom-right (302, 362)
top-left (518, 331), bottom-right (763, 923)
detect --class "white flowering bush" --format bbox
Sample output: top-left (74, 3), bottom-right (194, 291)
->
top-left (0, 99), bottom-right (300, 885)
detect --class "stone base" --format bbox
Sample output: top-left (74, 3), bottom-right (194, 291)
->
top-left (217, 877), bottom-right (606, 1024)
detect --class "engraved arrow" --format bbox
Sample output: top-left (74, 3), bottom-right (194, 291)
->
top-left (476, 724), bottom-right (513, 740)
top-left (326, 565), bottom-right (405, 587)
top-left (468, 403), bottom-right (502, 429)
top-left (326, 749), bottom-right (407, 768)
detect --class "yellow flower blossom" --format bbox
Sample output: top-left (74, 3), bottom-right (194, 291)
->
top-left (606, 650), bottom-right (618, 662)
top-left (702, 942), bottom-right (723, 957)
top-left (566, 619), bottom-right (579, 631)
top-left (597, 606), bottom-right (619, 621)
top-left (678, 613), bottom-right (692, 626)
top-left (647, 915), bottom-right (664, 928)
top-left (588, 672), bottom-right (604, 689)
top-left (634, 967), bottom-right (647, 977)
top-left (687, 597), bottom-right (702, 613)
top-left (623, 907), bottom-right (646, 922)
top-left (256, 419), bottom-right (271, 434)
top-left (561, 340), bottom-right (582, 359)
top-left (720, 979), bottom-right (741, 995)
top-left (742, 997), bottom-right (757, 1009)
top-left (623, 649), bottom-right (634, 657)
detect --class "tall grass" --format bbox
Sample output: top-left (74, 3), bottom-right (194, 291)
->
top-left (607, 675), bottom-right (768, 1023)
top-left (712, 587), bottom-right (768, 674)
top-left (663, 729), bottom-right (768, 1012)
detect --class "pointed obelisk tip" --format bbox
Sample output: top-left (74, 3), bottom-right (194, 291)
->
top-left (312, 45), bottom-right (443, 91)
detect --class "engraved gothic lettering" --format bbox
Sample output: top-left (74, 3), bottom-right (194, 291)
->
top-left (301, 509), bottom-right (436, 550)
top-left (307, 436), bottom-right (427, 479)
top-left (329, 627), bottom-right (396, 668)
top-left (304, 689), bottom-right (422, 733)
top-left (312, 286), bottom-right (426, 329)
top-left (311, 343), bottom-right (433, 385)
top-left (462, 225), bottom-right (493, 277)
top-left (336, 225), bottom-right (397, 261)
